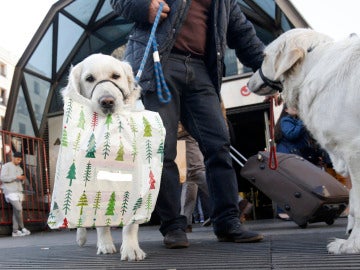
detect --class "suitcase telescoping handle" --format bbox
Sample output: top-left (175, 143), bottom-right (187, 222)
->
top-left (230, 145), bottom-right (248, 168)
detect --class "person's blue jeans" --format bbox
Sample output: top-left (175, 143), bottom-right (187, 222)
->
top-left (142, 53), bottom-right (240, 236)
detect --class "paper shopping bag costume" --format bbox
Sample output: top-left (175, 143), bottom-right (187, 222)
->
top-left (47, 92), bottom-right (165, 229)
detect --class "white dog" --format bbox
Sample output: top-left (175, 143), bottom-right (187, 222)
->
top-left (63, 53), bottom-right (148, 261)
top-left (247, 28), bottom-right (359, 254)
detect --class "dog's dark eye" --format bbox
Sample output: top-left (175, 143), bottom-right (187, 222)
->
top-left (112, 73), bottom-right (120, 80)
top-left (86, 75), bottom-right (95, 82)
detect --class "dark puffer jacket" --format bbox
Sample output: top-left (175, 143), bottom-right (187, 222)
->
top-left (111, 0), bottom-right (265, 94)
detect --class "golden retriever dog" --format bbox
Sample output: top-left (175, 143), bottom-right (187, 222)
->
top-left (247, 28), bottom-right (359, 254)
top-left (62, 53), bottom-right (150, 261)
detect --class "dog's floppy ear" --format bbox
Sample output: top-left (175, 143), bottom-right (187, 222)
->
top-left (122, 61), bottom-right (141, 105)
top-left (274, 47), bottom-right (305, 80)
top-left (62, 62), bottom-right (83, 97)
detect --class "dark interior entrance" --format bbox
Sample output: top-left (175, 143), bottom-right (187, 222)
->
top-left (227, 102), bottom-right (274, 220)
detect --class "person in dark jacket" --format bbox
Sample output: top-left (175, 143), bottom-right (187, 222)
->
top-left (275, 105), bottom-right (310, 156)
top-left (111, 0), bottom-right (265, 248)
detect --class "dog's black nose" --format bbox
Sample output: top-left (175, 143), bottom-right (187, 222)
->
top-left (99, 96), bottom-right (115, 109)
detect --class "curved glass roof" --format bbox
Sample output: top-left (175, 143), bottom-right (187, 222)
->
top-left (4, 0), bottom-right (309, 138)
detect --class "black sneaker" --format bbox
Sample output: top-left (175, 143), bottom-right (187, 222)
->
top-left (216, 222), bottom-right (264, 243)
top-left (163, 228), bottom-right (190, 249)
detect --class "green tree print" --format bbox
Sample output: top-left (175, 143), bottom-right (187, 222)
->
top-left (61, 126), bottom-right (69, 147)
top-left (157, 140), bottom-right (165, 162)
top-left (76, 217), bottom-right (83, 228)
top-left (105, 114), bottom-right (113, 128)
top-left (116, 115), bottom-right (124, 132)
top-left (121, 191), bottom-right (130, 215)
top-left (77, 191), bottom-right (89, 215)
top-left (93, 191), bottom-right (101, 216)
top-left (129, 117), bottom-right (138, 135)
top-left (103, 131), bottom-right (111, 159)
top-left (85, 133), bottom-right (96, 158)
top-left (145, 193), bottom-right (153, 212)
top-left (131, 139), bottom-right (138, 162)
top-left (133, 197), bottom-right (143, 215)
top-left (145, 139), bottom-right (152, 164)
top-left (77, 108), bottom-right (85, 129)
top-left (105, 192), bottom-right (116, 216)
top-left (115, 141), bottom-right (124, 161)
top-left (63, 189), bottom-right (72, 215)
top-left (66, 162), bottom-right (76, 186)
top-left (83, 161), bottom-right (92, 187)
top-left (64, 99), bottom-right (73, 124)
top-left (73, 132), bottom-right (81, 152)
top-left (143, 116), bottom-right (152, 137)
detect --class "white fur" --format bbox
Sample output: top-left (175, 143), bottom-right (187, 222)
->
top-left (67, 54), bottom-right (145, 261)
top-left (247, 28), bottom-right (359, 254)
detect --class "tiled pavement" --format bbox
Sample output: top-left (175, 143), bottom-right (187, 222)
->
top-left (0, 217), bottom-right (359, 270)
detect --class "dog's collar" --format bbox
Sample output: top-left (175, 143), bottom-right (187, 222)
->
top-left (90, 80), bottom-right (129, 100)
top-left (259, 67), bottom-right (283, 92)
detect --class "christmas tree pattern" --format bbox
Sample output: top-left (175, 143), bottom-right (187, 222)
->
top-left (143, 116), bottom-right (152, 137)
top-left (91, 112), bottom-right (99, 130)
top-left (77, 107), bottom-right (85, 129)
top-left (93, 191), bottom-right (102, 216)
top-left (83, 161), bottom-right (92, 187)
top-left (129, 117), bottom-right (138, 135)
top-left (155, 116), bottom-right (165, 136)
top-left (64, 99), bottom-right (73, 124)
top-left (131, 139), bottom-right (138, 162)
top-left (133, 197), bottom-right (143, 215)
top-left (145, 139), bottom-right (152, 164)
top-left (149, 169), bottom-right (156, 189)
top-left (73, 132), bottom-right (81, 152)
top-left (66, 162), bottom-right (76, 186)
top-left (103, 132), bottom-right (111, 159)
top-left (47, 212), bottom-right (56, 227)
top-left (85, 133), bottom-right (96, 158)
top-left (145, 193), bottom-right (153, 220)
top-left (63, 189), bottom-right (72, 215)
top-left (77, 217), bottom-right (83, 228)
top-left (121, 191), bottom-right (130, 215)
top-left (116, 115), bottom-right (124, 133)
top-left (61, 126), bottom-right (69, 147)
top-left (105, 192), bottom-right (116, 226)
top-left (60, 217), bottom-right (69, 229)
top-left (77, 191), bottom-right (89, 216)
top-left (115, 140), bottom-right (124, 161)
top-left (157, 140), bottom-right (165, 162)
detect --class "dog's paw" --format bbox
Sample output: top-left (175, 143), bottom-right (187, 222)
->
top-left (327, 237), bottom-right (360, 254)
top-left (97, 242), bottom-right (117, 255)
top-left (327, 238), bottom-right (347, 254)
top-left (120, 244), bottom-right (146, 261)
top-left (76, 228), bottom-right (87, 247)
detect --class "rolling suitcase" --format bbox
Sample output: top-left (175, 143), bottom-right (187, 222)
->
top-left (231, 147), bottom-right (349, 228)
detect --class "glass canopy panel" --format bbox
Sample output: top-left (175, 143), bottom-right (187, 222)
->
top-left (49, 73), bottom-right (69, 114)
top-left (281, 14), bottom-right (292, 31)
top-left (96, 0), bottom-right (114, 21)
top-left (24, 73), bottom-right (51, 129)
top-left (56, 14), bottom-right (84, 71)
top-left (253, 0), bottom-right (275, 18)
top-left (63, 0), bottom-right (98, 24)
top-left (11, 86), bottom-right (35, 136)
top-left (95, 22), bottom-right (133, 43)
top-left (26, 25), bottom-right (53, 78)
top-left (72, 35), bottom-right (107, 64)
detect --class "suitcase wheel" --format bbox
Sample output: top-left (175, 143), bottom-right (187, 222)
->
top-left (325, 219), bottom-right (335, 225)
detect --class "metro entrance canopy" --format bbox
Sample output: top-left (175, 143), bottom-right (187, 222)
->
top-left (4, 0), bottom-right (309, 139)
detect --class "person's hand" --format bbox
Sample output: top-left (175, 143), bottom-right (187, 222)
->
top-left (263, 93), bottom-right (283, 106)
top-left (17, 175), bottom-right (26, 181)
top-left (148, 0), bottom-right (170, 23)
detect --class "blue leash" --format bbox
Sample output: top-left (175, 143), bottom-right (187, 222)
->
top-left (135, 2), bottom-right (171, 103)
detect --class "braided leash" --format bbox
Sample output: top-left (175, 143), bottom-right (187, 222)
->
top-left (135, 2), bottom-right (171, 103)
